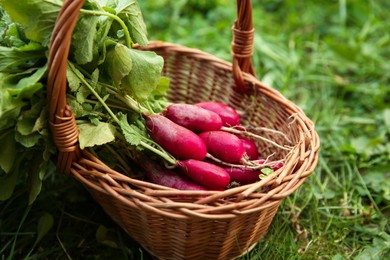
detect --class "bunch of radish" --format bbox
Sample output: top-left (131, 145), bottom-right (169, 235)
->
top-left (138, 101), bottom-right (285, 191)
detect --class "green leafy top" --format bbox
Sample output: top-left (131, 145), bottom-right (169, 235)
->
top-left (0, 0), bottom-right (169, 203)
top-left (0, 0), bottom-right (62, 46)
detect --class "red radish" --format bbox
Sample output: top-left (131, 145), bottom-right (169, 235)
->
top-left (239, 136), bottom-right (259, 160)
top-left (138, 156), bottom-right (206, 190)
top-left (199, 131), bottom-right (245, 163)
top-left (144, 114), bottom-right (207, 160)
top-left (162, 103), bottom-right (223, 133)
top-left (177, 159), bottom-right (230, 190)
top-left (224, 167), bottom-right (261, 185)
top-left (195, 101), bottom-right (241, 127)
top-left (272, 162), bottom-right (284, 170)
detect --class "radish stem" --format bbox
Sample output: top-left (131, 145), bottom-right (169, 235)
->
top-left (246, 126), bottom-right (292, 143)
top-left (139, 141), bottom-right (177, 165)
top-left (221, 126), bottom-right (292, 151)
top-left (206, 153), bottom-right (284, 170)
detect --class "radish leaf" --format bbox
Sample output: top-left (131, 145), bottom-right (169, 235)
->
top-left (118, 113), bottom-right (143, 147)
top-left (0, 0), bottom-right (62, 46)
top-left (104, 44), bottom-right (133, 84)
top-left (72, 15), bottom-right (100, 65)
top-left (78, 121), bottom-right (116, 149)
top-left (121, 47), bottom-right (164, 101)
top-left (0, 155), bottom-right (20, 201)
top-left (0, 44), bottom-right (45, 72)
top-left (0, 129), bottom-right (16, 173)
top-left (114, 0), bottom-right (148, 46)
top-left (28, 157), bottom-right (47, 204)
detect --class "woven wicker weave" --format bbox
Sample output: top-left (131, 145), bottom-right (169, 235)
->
top-left (46, 0), bottom-right (320, 259)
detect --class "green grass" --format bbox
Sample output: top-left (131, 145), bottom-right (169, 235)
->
top-left (1, 0), bottom-right (389, 259)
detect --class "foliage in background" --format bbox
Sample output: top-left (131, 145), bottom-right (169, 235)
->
top-left (1, 0), bottom-right (389, 259)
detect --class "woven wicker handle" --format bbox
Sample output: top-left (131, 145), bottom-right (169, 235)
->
top-left (47, 0), bottom-right (85, 174)
top-left (46, 0), bottom-right (256, 173)
top-left (232, 0), bottom-right (256, 93)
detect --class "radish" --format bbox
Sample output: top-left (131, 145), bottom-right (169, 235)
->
top-left (137, 155), bottom-right (207, 190)
top-left (272, 162), bottom-right (284, 170)
top-left (162, 103), bottom-right (222, 133)
top-left (195, 101), bottom-right (241, 127)
top-left (199, 130), bottom-right (245, 163)
top-left (144, 114), bottom-right (207, 160)
top-left (224, 167), bottom-right (261, 185)
top-left (239, 136), bottom-right (259, 160)
top-left (177, 159), bottom-right (230, 190)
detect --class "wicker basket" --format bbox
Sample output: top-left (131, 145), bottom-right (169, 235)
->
top-left (47, 0), bottom-right (320, 259)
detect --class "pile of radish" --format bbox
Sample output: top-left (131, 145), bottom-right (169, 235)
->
top-left (138, 101), bottom-right (285, 191)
